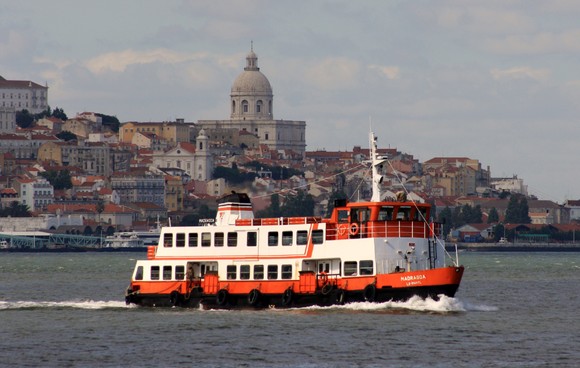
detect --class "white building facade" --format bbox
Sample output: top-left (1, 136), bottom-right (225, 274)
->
top-left (0, 76), bottom-right (48, 114)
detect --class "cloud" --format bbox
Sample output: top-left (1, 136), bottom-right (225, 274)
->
top-left (368, 65), bottom-right (400, 80)
top-left (490, 67), bottom-right (551, 81)
top-left (0, 29), bottom-right (36, 60)
top-left (485, 29), bottom-right (580, 55)
top-left (303, 58), bottom-right (361, 90)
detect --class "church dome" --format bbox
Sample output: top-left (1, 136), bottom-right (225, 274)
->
top-left (231, 49), bottom-right (272, 94)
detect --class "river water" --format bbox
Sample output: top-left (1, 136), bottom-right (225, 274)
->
top-left (1, 251), bottom-right (579, 367)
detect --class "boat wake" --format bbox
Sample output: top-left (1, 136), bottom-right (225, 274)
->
top-left (0, 299), bottom-right (133, 311)
top-left (295, 295), bottom-right (498, 314)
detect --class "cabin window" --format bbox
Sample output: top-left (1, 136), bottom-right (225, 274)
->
top-left (312, 230), bottom-right (324, 244)
top-left (240, 265), bottom-right (250, 279)
top-left (188, 233), bottom-right (198, 247)
top-left (135, 266), bottom-right (143, 280)
top-left (163, 233), bottom-right (172, 247)
top-left (227, 232), bottom-right (238, 247)
top-left (227, 265), bottom-right (237, 279)
top-left (247, 232), bottom-right (257, 246)
top-left (176, 233), bottom-right (186, 247)
top-left (281, 265), bottom-right (292, 279)
top-left (418, 207), bottom-right (428, 221)
top-left (378, 206), bottom-right (394, 221)
top-left (175, 265), bottom-right (185, 280)
top-left (282, 231), bottom-right (293, 246)
top-left (201, 232), bottom-right (211, 247)
top-left (254, 265), bottom-right (264, 280)
top-left (352, 207), bottom-right (371, 223)
top-left (297, 230), bottom-right (308, 245)
top-left (163, 266), bottom-right (172, 280)
top-left (338, 210), bottom-right (349, 223)
top-left (344, 261), bottom-right (357, 276)
top-left (267, 265), bottom-right (278, 279)
top-left (397, 206), bottom-right (411, 221)
top-left (215, 232), bottom-right (224, 247)
top-left (151, 266), bottom-right (160, 280)
top-left (359, 260), bottom-right (374, 275)
top-left (268, 231), bottom-right (278, 246)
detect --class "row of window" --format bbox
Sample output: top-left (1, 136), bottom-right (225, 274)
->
top-left (163, 229), bottom-right (325, 248)
top-left (135, 260), bottom-right (374, 281)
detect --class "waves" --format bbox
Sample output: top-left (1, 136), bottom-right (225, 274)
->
top-left (1, 295), bottom-right (498, 313)
top-left (295, 295), bottom-right (498, 313)
top-left (0, 299), bottom-right (132, 310)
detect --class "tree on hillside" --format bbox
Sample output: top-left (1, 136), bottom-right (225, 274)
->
top-left (488, 207), bottom-right (499, 223)
top-left (51, 107), bottom-right (68, 120)
top-left (505, 195), bottom-right (531, 223)
top-left (56, 130), bottom-right (77, 141)
top-left (40, 169), bottom-right (73, 190)
top-left (16, 109), bottom-right (34, 128)
top-left (0, 201), bottom-right (31, 217)
top-left (437, 207), bottom-right (454, 238)
top-left (98, 113), bottom-right (120, 133)
top-left (326, 189), bottom-right (347, 216)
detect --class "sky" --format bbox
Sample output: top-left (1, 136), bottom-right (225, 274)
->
top-left (1, 0), bottom-right (579, 203)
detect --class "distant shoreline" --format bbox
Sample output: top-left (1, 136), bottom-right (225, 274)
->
top-left (447, 242), bottom-right (580, 252)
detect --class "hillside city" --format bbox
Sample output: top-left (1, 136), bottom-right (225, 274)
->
top-left (2, 50), bottom-right (580, 245)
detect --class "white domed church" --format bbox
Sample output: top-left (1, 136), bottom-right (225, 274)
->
top-left (197, 47), bottom-right (306, 157)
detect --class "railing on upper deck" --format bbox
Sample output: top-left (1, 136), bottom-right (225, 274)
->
top-left (235, 217), bottom-right (322, 226)
top-left (325, 221), bottom-right (443, 240)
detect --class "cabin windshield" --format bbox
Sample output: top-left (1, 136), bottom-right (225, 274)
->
top-left (337, 210), bottom-right (349, 223)
top-left (396, 206), bottom-right (412, 221)
top-left (378, 206), bottom-right (394, 221)
top-left (351, 207), bottom-right (370, 223)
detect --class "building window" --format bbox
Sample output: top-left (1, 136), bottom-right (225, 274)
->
top-left (256, 100), bottom-right (262, 113)
top-left (242, 100), bottom-right (249, 113)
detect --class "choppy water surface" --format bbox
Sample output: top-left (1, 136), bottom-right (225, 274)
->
top-left (1, 251), bottom-right (579, 367)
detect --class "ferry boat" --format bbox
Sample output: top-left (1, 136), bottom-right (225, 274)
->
top-left (103, 229), bottom-right (160, 249)
top-left (125, 133), bottom-right (464, 308)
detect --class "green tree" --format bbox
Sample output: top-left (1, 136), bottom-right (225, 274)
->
top-left (0, 201), bottom-right (31, 217)
top-left (256, 193), bottom-right (282, 218)
top-left (98, 113), bottom-right (120, 132)
top-left (40, 170), bottom-right (73, 190)
top-left (326, 189), bottom-right (347, 216)
top-left (505, 195), bottom-right (530, 223)
top-left (488, 207), bottom-right (499, 223)
top-left (437, 207), bottom-right (454, 238)
top-left (16, 109), bottom-right (34, 128)
top-left (56, 130), bottom-right (77, 141)
top-left (51, 107), bottom-right (68, 120)
top-left (281, 191), bottom-right (315, 217)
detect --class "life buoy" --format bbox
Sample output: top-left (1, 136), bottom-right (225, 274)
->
top-left (363, 284), bottom-right (376, 302)
top-left (248, 289), bottom-right (261, 306)
top-left (337, 224), bottom-right (347, 236)
top-left (319, 271), bottom-right (328, 285)
top-left (216, 289), bottom-right (229, 306)
top-left (349, 223), bottom-right (359, 236)
top-left (321, 282), bottom-right (333, 296)
top-left (281, 288), bottom-right (293, 306)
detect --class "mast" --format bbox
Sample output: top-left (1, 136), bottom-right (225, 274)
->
top-left (369, 132), bottom-right (387, 202)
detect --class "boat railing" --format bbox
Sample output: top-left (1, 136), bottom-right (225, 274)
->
top-left (326, 221), bottom-right (443, 239)
top-left (235, 217), bottom-right (322, 226)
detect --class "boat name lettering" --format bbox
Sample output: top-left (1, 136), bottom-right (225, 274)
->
top-left (400, 274), bottom-right (426, 282)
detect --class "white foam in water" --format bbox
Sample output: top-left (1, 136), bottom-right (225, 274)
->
top-left (0, 299), bottom-right (132, 310)
top-left (296, 295), bottom-right (498, 313)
